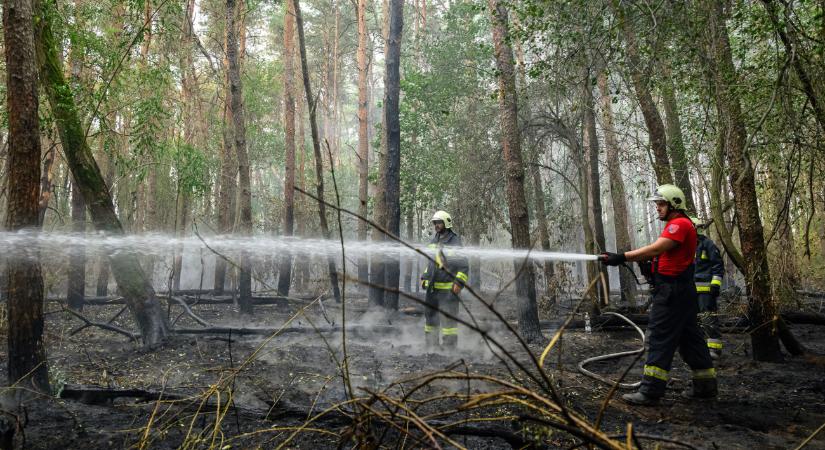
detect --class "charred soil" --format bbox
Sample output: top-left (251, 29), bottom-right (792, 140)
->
top-left (1, 292), bottom-right (823, 449)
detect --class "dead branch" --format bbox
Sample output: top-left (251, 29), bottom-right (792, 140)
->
top-left (64, 307), bottom-right (140, 342)
top-left (160, 295), bottom-right (214, 327)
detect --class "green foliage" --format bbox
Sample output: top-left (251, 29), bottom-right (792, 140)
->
top-left (173, 142), bottom-right (213, 195)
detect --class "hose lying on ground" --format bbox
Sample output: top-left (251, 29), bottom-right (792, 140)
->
top-left (577, 312), bottom-right (645, 390)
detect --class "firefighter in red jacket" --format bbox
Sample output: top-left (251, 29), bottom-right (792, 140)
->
top-left (601, 185), bottom-right (717, 405)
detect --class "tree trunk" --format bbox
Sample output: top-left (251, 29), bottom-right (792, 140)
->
top-left (4, 0), bottom-right (51, 392)
top-left (488, 0), bottom-right (542, 342)
top-left (35, 0), bottom-right (170, 347)
top-left (611, 0), bottom-right (673, 185)
top-left (703, 0), bottom-right (782, 362)
top-left (582, 70), bottom-right (609, 305)
top-left (37, 140), bottom-right (57, 225)
top-left (404, 186), bottom-right (415, 292)
top-left (660, 63), bottom-right (696, 213)
top-left (68, 179), bottom-right (86, 310)
top-left (214, 99), bottom-right (237, 295)
top-left (225, 0), bottom-right (253, 313)
top-left (95, 153), bottom-right (115, 297)
top-left (172, 192), bottom-right (190, 292)
top-left (598, 71), bottom-right (637, 307)
top-left (530, 164), bottom-right (555, 302)
top-left (278, 0), bottom-right (297, 296)
top-left (356, 0), bottom-right (370, 290)
top-left (576, 138), bottom-right (599, 315)
top-left (293, 0), bottom-right (342, 303)
top-left (369, 0), bottom-right (391, 309)
top-left (379, 0), bottom-right (403, 311)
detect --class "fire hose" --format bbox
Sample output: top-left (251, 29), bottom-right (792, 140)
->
top-left (576, 311), bottom-right (645, 390)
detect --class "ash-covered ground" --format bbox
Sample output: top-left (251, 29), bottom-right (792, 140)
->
top-left (1, 289), bottom-right (824, 449)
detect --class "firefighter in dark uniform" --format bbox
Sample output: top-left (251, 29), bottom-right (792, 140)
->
top-left (421, 211), bottom-right (469, 350)
top-left (691, 217), bottom-right (725, 359)
top-left (600, 185), bottom-right (717, 405)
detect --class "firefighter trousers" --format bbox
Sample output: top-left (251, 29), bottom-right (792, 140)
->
top-left (640, 272), bottom-right (716, 398)
top-left (424, 289), bottom-right (459, 349)
top-left (697, 293), bottom-right (723, 352)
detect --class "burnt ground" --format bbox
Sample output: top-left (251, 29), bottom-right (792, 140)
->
top-left (1, 290), bottom-right (824, 449)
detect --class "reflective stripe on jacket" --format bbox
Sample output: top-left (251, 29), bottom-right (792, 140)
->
top-left (694, 235), bottom-right (724, 292)
top-left (421, 230), bottom-right (469, 289)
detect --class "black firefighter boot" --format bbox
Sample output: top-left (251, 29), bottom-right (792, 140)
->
top-left (621, 391), bottom-right (661, 406)
top-left (682, 377), bottom-right (718, 400)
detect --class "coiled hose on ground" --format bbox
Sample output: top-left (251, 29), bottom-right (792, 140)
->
top-left (576, 311), bottom-right (645, 390)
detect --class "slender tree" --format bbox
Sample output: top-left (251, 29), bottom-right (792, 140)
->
top-left (611, 0), bottom-right (673, 185)
top-left (489, 0), bottom-right (542, 342)
top-left (379, 0), bottom-right (404, 310)
top-left (356, 0), bottom-right (370, 289)
top-left (4, 0), bottom-right (51, 392)
top-left (293, 0), bottom-right (342, 303)
top-left (582, 69), bottom-right (609, 305)
top-left (703, 0), bottom-right (781, 361)
top-left (530, 164), bottom-right (555, 302)
top-left (67, 180), bottom-right (86, 310)
top-left (598, 71), bottom-right (637, 306)
top-left (225, 0), bottom-right (254, 313)
top-left (278, 0), bottom-right (297, 296)
top-left (35, 0), bottom-right (170, 346)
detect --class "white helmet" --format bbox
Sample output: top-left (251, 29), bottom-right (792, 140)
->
top-left (431, 210), bottom-right (453, 229)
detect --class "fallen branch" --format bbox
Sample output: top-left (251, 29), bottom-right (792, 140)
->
top-left (164, 296), bottom-right (214, 327)
top-left (64, 307), bottom-right (139, 342)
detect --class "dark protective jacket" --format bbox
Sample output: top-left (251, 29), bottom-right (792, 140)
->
top-left (421, 229), bottom-right (469, 290)
top-left (694, 234), bottom-right (724, 293)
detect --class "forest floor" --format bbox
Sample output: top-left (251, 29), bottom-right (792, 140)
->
top-left (1, 290), bottom-right (824, 449)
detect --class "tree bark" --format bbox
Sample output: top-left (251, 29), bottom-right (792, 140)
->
top-left (356, 0), bottom-right (370, 290)
top-left (530, 164), bottom-right (555, 302)
top-left (213, 99), bottom-right (237, 295)
top-left (95, 153), bottom-right (115, 297)
top-left (703, 0), bottom-right (782, 362)
top-left (380, 0), bottom-right (403, 310)
top-left (660, 63), bottom-right (696, 213)
top-left (68, 179), bottom-right (86, 310)
top-left (582, 70), bottom-right (610, 305)
top-left (611, 0), bottom-right (673, 185)
top-left (598, 71), bottom-right (637, 307)
top-left (37, 140), bottom-right (57, 225)
top-left (489, 0), bottom-right (542, 342)
top-left (369, 0), bottom-right (391, 309)
top-left (293, 0), bottom-right (342, 303)
top-left (4, 0), bottom-right (51, 392)
top-left (35, 0), bottom-right (170, 347)
top-left (278, 0), bottom-right (297, 296)
top-left (225, 0), bottom-right (253, 313)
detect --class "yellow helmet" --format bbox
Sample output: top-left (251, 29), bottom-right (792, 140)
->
top-left (432, 210), bottom-right (453, 229)
top-left (647, 184), bottom-right (687, 211)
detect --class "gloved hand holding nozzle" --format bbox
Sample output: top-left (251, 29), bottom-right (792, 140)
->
top-left (599, 251), bottom-right (626, 266)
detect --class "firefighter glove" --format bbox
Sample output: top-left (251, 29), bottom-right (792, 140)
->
top-left (711, 284), bottom-right (720, 298)
top-left (600, 252), bottom-right (626, 266)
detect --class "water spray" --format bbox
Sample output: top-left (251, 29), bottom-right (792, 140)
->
top-left (0, 231), bottom-right (602, 264)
